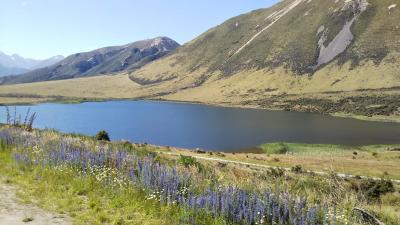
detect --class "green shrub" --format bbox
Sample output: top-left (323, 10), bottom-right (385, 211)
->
top-left (267, 168), bottom-right (285, 178)
top-left (179, 155), bottom-right (198, 167)
top-left (22, 217), bottom-right (34, 223)
top-left (95, 130), bottom-right (110, 141)
top-left (179, 155), bottom-right (204, 172)
top-left (260, 143), bottom-right (289, 154)
top-left (356, 179), bottom-right (395, 201)
top-left (0, 139), bottom-right (6, 151)
top-left (291, 165), bottom-right (303, 173)
top-left (120, 141), bottom-right (134, 152)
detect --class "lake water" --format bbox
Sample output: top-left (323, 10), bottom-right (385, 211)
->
top-left (1, 100), bottom-right (400, 151)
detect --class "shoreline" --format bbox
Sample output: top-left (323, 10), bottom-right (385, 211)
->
top-left (152, 98), bottom-right (400, 123)
top-left (1, 96), bottom-right (399, 123)
top-left (2, 125), bottom-right (400, 180)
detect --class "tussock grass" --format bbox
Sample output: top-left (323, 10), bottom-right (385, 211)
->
top-left (259, 142), bottom-right (400, 155)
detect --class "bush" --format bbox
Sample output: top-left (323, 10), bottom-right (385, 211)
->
top-left (0, 139), bottom-right (6, 151)
top-left (356, 179), bottom-right (395, 201)
top-left (121, 141), bottom-right (133, 152)
top-left (179, 155), bottom-right (198, 167)
top-left (291, 165), bottom-right (303, 173)
top-left (95, 130), bottom-right (110, 141)
top-left (267, 167), bottom-right (285, 178)
top-left (260, 143), bottom-right (289, 154)
top-left (179, 155), bottom-right (204, 172)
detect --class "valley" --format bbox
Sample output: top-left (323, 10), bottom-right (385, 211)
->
top-left (1, 0), bottom-right (400, 224)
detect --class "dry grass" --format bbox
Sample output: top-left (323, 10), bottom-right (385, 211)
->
top-left (0, 74), bottom-right (140, 100)
top-left (0, 58), bottom-right (399, 123)
top-left (0, 97), bottom-right (53, 105)
top-left (156, 144), bottom-right (400, 180)
top-left (164, 59), bottom-right (400, 103)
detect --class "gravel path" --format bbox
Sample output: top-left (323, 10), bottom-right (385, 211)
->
top-left (0, 178), bottom-right (71, 225)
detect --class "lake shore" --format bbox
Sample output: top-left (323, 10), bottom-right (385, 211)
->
top-left (0, 71), bottom-right (398, 123)
top-left (2, 123), bottom-right (398, 180)
top-left (149, 98), bottom-right (400, 123)
top-left (2, 100), bottom-right (400, 149)
top-left (1, 95), bottom-right (400, 123)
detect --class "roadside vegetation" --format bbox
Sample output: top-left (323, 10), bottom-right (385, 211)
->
top-left (259, 142), bottom-right (400, 155)
top-left (0, 127), bottom-right (342, 224)
top-left (0, 122), bottom-right (399, 224)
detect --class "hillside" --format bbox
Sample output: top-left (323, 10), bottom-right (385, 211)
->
top-left (124, 0), bottom-right (399, 117)
top-left (0, 37), bottom-right (179, 84)
top-left (132, 0), bottom-right (399, 90)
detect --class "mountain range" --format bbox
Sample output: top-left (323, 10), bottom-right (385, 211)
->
top-left (0, 65), bottom-right (28, 77)
top-left (0, 37), bottom-right (179, 84)
top-left (0, 51), bottom-right (64, 76)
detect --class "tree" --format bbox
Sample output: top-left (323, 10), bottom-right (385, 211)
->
top-left (95, 130), bottom-right (110, 141)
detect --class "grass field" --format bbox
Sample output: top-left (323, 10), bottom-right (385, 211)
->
top-left (158, 142), bottom-right (400, 181)
top-left (0, 72), bottom-right (399, 124)
top-left (0, 126), bottom-right (399, 224)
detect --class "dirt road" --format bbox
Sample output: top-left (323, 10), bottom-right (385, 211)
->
top-left (0, 178), bottom-right (71, 225)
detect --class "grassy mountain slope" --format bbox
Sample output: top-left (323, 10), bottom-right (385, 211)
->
top-left (132, 0), bottom-right (399, 93)
top-left (0, 37), bottom-right (179, 84)
top-left (125, 0), bottom-right (399, 118)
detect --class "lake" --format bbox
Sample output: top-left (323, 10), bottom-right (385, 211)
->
top-left (1, 100), bottom-right (400, 151)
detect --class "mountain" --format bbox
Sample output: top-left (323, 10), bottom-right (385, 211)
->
top-left (127, 0), bottom-right (399, 101)
top-left (0, 37), bottom-right (179, 84)
top-left (0, 52), bottom-right (64, 71)
top-left (0, 0), bottom-right (398, 119)
top-left (31, 55), bottom-right (65, 70)
top-left (0, 65), bottom-right (29, 77)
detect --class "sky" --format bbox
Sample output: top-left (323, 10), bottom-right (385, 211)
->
top-left (0, 0), bottom-right (278, 59)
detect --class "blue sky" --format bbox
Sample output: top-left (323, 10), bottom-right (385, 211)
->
top-left (0, 0), bottom-right (278, 59)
